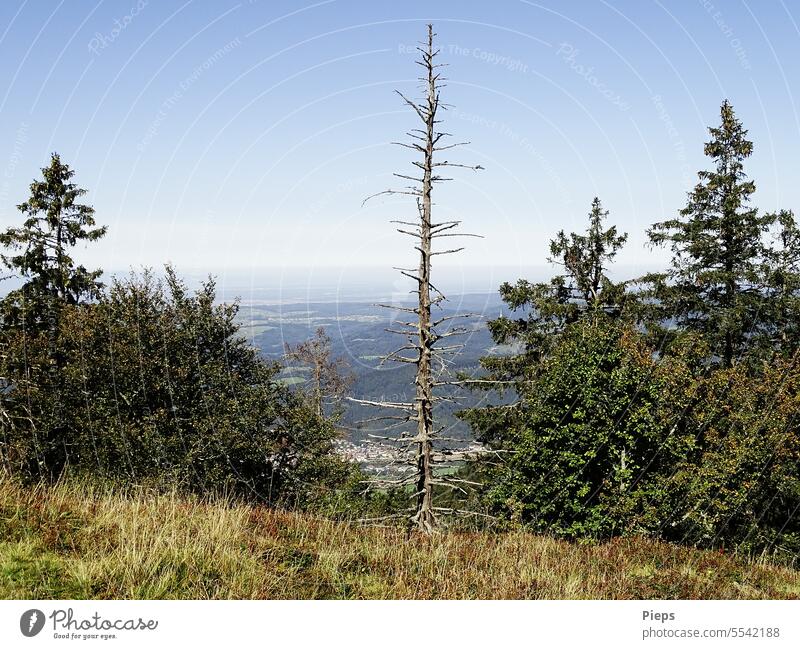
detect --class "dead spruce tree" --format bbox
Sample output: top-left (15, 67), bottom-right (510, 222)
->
top-left (284, 326), bottom-right (354, 420)
top-left (354, 25), bottom-right (483, 533)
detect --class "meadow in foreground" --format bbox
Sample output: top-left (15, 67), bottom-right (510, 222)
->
top-left (1, 478), bottom-right (798, 600)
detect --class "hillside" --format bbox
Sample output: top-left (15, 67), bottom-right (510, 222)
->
top-left (1, 479), bottom-right (798, 600)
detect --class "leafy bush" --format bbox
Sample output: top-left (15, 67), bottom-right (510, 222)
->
top-left (0, 267), bottom-right (354, 507)
top-left (463, 319), bottom-right (672, 538)
top-left (464, 321), bottom-right (800, 558)
top-left (646, 357), bottom-right (800, 560)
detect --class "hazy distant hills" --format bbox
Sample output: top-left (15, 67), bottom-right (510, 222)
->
top-left (235, 291), bottom-right (514, 443)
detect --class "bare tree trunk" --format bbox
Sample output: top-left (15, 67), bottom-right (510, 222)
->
top-left (357, 24), bottom-right (484, 534)
top-left (414, 30), bottom-right (437, 531)
top-left (313, 360), bottom-right (323, 419)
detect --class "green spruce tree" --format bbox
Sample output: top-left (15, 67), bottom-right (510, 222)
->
top-left (483, 197), bottom-right (628, 379)
top-left (643, 101), bottom-right (774, 367)
top-left (0, 154), bottom-right (107, 470)
top-left (0, 153), bottom-right (106, 326)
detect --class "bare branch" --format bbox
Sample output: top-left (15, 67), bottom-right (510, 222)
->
top-left (433, 162), bottom-right (484, 171)
top-left (393, 173), bottom-right (425, 184)
top-left (346, 397), bottom-right (414, 411)
top-left (433, 313), bottom-right (480, 327)
top-left (396, 228), bottom-right (423, 239)
top-left (374, 303), bottom-right (419, 314)
top-left (395, 90), bottom-right (426, 121)
top-left (430, 247), bottom-right (465, 256)
top-left (432, 507), bottom-right (497, 520)
top-left (392, 141), bottom-right (425, 152)
top-left (362, 189), bottom-right (421, 206)
top-left (432, 232), bottom-right (484, 239)
top-left (433, 141), bottom-right (470, 151)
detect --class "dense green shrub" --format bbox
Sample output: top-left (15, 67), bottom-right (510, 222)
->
top-left (0, 268), bottom-right (355, 507)
top-left (462, 319), bottom-right (673, 538)
top-left (464, 321), bottom-right (800, 556)
top-left (645, 357), bottom-right (800, 560)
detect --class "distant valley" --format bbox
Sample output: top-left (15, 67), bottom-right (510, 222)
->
top-left (233, 290), bottom-right (515, 448)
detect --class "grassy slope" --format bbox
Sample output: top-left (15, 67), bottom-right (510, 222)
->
top-left (1, 479), bottom-right (798, 599)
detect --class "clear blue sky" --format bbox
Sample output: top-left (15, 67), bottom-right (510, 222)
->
top-left (0, 0), bottom-right (798, 285)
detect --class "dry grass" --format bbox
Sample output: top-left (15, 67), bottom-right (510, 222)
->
top-left (1, 477), bottom-right (798, 599)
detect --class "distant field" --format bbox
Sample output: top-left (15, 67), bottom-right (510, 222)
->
top-left (1, 479), bottom-right (798, 599)
top-left (275, 376), bottom-right (306, 386)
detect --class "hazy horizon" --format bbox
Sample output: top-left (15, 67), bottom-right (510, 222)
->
top-left (0, 262), bottom-right (664, 304)
top-left (1, 1), bottom-right (798, 277)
